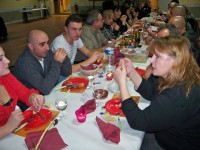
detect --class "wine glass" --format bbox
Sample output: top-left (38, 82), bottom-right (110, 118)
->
top-left (87, 74), bottom-right (95, 89)
top-left (55, 98), bottom-right (68, 120)
top-left (93, 86), bottom-right (105, 106)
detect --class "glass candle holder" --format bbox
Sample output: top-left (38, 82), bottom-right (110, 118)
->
top-left (106, 72), bottom-right (114, 81)
top-left (75, 108), bottom-right (87, 123)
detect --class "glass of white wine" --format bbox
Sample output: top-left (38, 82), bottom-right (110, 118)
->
top-left (55, 98), bottom-right (68, 120)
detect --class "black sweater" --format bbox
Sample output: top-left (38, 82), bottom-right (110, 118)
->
top-left (122, 77), bottom-right (200, 150)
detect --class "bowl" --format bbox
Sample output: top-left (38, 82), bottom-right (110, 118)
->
top-left (80, 64), bottom-right (101, 76)
top-left (120, 48), bottom-right (149, 63)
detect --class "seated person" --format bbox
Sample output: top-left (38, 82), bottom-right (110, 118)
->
top-left (113, 6), bottom-right (130, 36)
top-left (101, 10), bottom-right (117, 41)
top-left (168, 16), bottom-right (200, 65)
top-left (143, 23), bottom-right (179, 79)
top-left (13, 30), bottom-right (72, 95)
top-left (121, 4), bottom-right (138, 26)
top-left (114, 35), bottom-right (200, 150)
top-left (50, 14), bottom-right (104, 73)
top-left (0, 46), bottom-right (44, 139)
top-left (81, 10), bottom-right (115, 53)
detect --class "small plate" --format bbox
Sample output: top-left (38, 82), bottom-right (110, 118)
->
top-left (105, 98), bottom-right (124, 117)
top-left (21, 109), bottom-right (52, 130)
top-left (99, 89), bottom-right (108, 100)
top-left (61, 77), bottom-right (89, 93)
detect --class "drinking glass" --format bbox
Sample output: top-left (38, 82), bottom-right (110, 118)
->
top-left (93, 86), bottom-right (105, 106)
top-left (87, 74), bottom-right (95, 89)
top-left (55, 98), bottom-right (68, 119)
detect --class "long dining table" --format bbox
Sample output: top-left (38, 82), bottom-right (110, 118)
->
top-left (0, 57), bottom-right (151, 150)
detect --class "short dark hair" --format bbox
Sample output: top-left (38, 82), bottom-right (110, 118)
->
top-left (65, 14), bottom-right (82, 27)
top-left (158, 23), bottom-right (179, 36)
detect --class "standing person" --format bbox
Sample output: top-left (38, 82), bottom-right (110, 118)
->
top-left (81, 10), bottom-right (115, 52)
top-left (114, 35), bottom-right (200, 150)
top-left (50, 14), bottom-right (103, 72)
top-left (13, 30), bottom-right (72, 95)
top-left (0, 47), bottom-right (44, 139)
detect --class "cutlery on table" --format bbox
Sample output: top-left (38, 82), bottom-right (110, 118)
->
top-left (38, 111), bottom-right (45, 121)
top-left (34, 119), bottom-right (58, 150)
top-left (14, 115), bottom-right (36, 132)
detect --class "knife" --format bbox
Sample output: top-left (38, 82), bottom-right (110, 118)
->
top-left (14, 115), bottom-right (35, 132)
top-left (38, 111), bottom-right (45, 121)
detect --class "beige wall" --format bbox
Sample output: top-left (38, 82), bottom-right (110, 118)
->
top-left (0, 0), bottom-right (41, 11)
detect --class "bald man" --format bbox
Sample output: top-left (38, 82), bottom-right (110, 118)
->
top-left (157, 23), bottom-right (179, 38)
top-left (13, 30), bottom-right (72, 95)
top-left (169, 16), bottom-right (200, 65)
top-left (170, 5), bottom-right (199, 36)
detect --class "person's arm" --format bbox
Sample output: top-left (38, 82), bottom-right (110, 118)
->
top-left (72, 51), bottom-right (103, 73)
top-left (14, 51), bottom-right (65, 95)
top-left (121, 85), bottom-right (191, 132)
top-left (60, 55), bottom-right (72, 77)
top-left (78, 45), bottom-right (93, 58)
top-left (0, 109), bottom-right (24, 139)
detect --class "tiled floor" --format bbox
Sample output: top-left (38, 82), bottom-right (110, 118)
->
top-left (0, 15), bottom-right (68, 66)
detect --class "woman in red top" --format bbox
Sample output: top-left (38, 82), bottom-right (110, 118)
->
top-left (0, 46), bottom-right (44, 138)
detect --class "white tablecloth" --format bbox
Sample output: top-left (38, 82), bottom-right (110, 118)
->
top-left (0, 61), bottom-right (150, 150)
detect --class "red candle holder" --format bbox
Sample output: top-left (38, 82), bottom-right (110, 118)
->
top-left (106, 72), bottom-right (114, 81)
top-left (75, 108), bottom-right (87, 123)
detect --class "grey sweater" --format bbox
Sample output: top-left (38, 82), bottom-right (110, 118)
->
top-left (13, 47), bottom-right (72, 95)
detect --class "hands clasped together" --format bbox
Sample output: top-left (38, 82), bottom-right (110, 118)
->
top-left (114, 58), bottom-right (143, 100)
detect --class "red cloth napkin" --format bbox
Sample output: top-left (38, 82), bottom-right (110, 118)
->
top-left (96, 116), bottom-right (120, 144)
top-left (80, 99), bottom-right (96, 114)
top-left (80, 63), bottom-right (97, 70)
top-left (25, 128), bottom-right (68, 150)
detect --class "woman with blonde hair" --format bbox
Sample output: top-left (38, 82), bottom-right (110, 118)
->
top-left (114, 35), bottom-right (200, 150)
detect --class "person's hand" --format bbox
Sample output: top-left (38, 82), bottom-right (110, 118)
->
top-left (54, 48), bottom-right (67, 63)
top-left (112, 23), bottom-right (120, 31)
top-left (88, 52), bottom-right (102, 63)
top-left (121, 58), bottom-right (134, 76)
top-left (6, 109), bottom-right (24, 130)
top-left (28, 93), bottom-right (45, 112)
top-left (114, 60), bottom-right (127, 86)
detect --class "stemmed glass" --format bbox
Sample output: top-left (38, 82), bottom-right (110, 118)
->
top-left (93, 86), bottom-right (105, 106)
top-left (87, 74), bottom-right (95, 89)
top-left (55, 98), bottom-right (68, 120)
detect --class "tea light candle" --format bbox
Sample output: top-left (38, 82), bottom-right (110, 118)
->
top-left (75, 108), bottom-right (86, 123)
top-left (106, 72), bottom-right (114, 81)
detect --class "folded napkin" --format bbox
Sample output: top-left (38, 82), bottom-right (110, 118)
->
top-left (80, 63), bottom-right (97, 70)
top-left (25, 128), bottom-right (68, 150)
top-left (96, 116), bottom-right (120, 144)
top-left (80, 99), bottom-right (96, 114)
